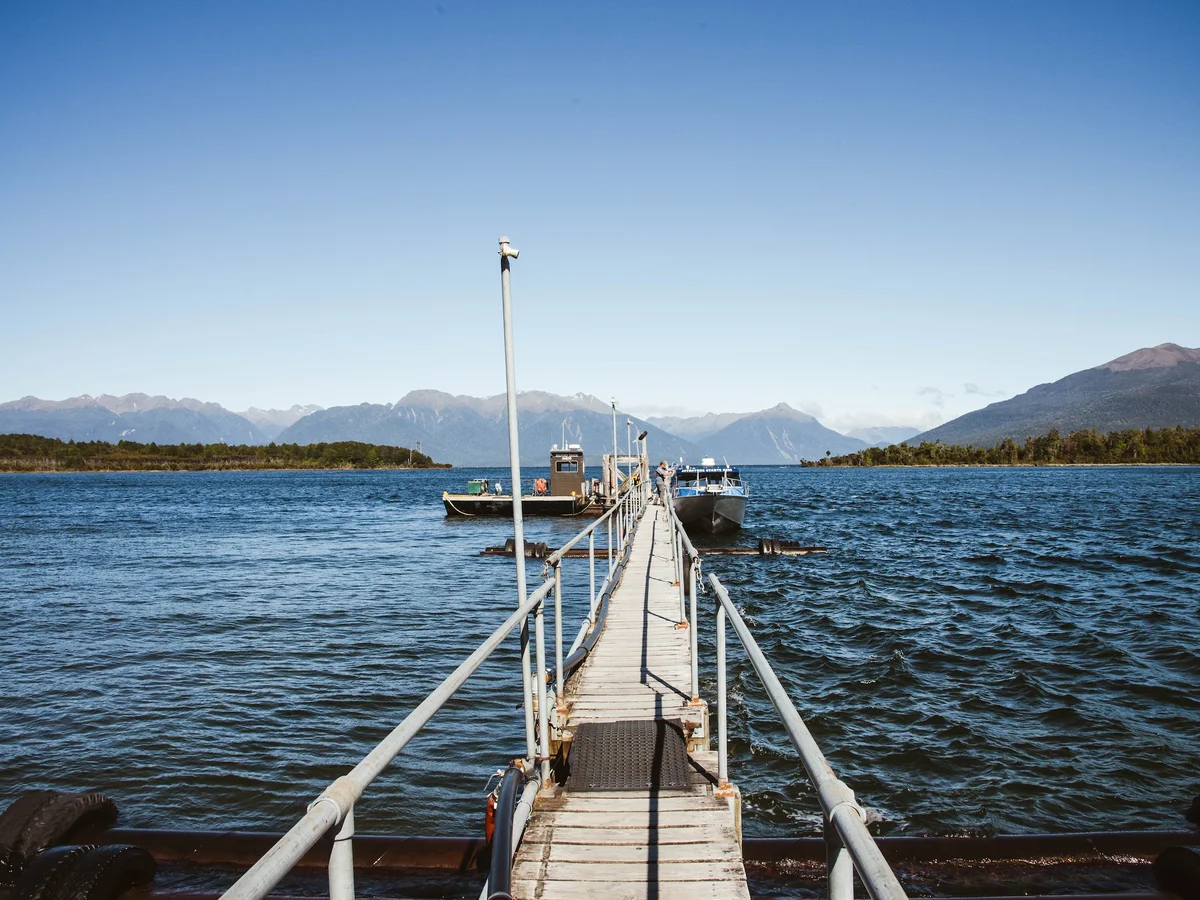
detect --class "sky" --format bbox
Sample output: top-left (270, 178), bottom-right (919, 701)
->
top-left (1, 1), bottom-right (1197, 433)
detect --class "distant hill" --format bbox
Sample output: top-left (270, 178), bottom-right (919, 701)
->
top-left (691, 403), bottom-right (869, 463)
top-left (238, 404), bottom-right (323, 441)
top-left (847, 426), bottom-right (921, 448)
top-left (278, 390), bottom-right (694, 467)
top-left (647, 404), bottom-right (869, 462)
top-left (646, 411), bottom-right (750, 443)
top-left (912, 343), bottom-right (1200, 448)
top-left (0, 393), bottom-right (269, 445)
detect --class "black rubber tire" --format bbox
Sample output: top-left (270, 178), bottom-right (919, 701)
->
top-left (0, 792), bottom-right (60, 886)
top-left (12, 845), bottom-right (94, 900)
top-left (44, 845), bottom-right (155, 900)
top-left (12, 795), bottom-right (118, 872)
top-left (1154, 845), bottom-right (1200, 900)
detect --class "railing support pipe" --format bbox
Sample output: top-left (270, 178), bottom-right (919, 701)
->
top-left (553, 563), bottom-right (564, 712)
top-left (689, 558), bottom-right (700, 703)
top-left (677, 533), bottom-right (687, 625)
top-left (607, 515), bottom-right (613, 575)
top-left (716, 603), bottom-right (729, 789)
top-left (588, 532), bottom-right (596, 622)
top-left (827, 821), bottom-right (853, 900)
top-left (327, 805), bottom-right (354, 900)
top-left (534, 599), bottom-right (551, 789)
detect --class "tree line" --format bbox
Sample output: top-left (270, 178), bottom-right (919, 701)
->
top-left (804, 426), bottom-right (1200, 467)
top-left (0, 434), bottom-right (448, 472)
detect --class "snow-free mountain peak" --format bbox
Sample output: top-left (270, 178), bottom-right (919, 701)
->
top-left (1098, 342), bottom-right (1200, 373)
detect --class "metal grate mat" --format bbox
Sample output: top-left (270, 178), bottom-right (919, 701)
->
top-left (569, 719), bottom-right (691, 792)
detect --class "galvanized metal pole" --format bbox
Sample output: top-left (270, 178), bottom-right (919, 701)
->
top-left (327, 805), bottom-right (355, 900)
top-left (554, 562), bottom-right (564, 710)
top-left (676, 528), bottom-right (687, 624)
top-left (717, 603), bottom-right (729, 789)
top-left (827, 823), bottom-right (854, 900)
top-left (610, 398), bottom-right (618, 499)
top-left (588, 531), bottom-right (596, 622)
top-left (626, 419), bottom-right (632, 481)
top-left (534, 598), bottom-right (551, 789)
top-left (607, 515), bottom-right (613, 575)
top-left (498, 236), bottom-right (537, 766)
top-left (689, 559), bottom-right (700, 703)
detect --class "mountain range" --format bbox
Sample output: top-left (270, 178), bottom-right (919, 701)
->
top-left (912, 343), bottom-right (1200, 447)
top-left (0, 391), bottom-right (872, 465)
top-left (4, 342), bottom-right (1196, 463)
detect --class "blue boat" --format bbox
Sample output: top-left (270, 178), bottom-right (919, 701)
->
top-left (671, 458), bottom-right (748, 533)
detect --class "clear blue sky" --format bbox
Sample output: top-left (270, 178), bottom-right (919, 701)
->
top-left (2, 1), bottom-right (1197, 431)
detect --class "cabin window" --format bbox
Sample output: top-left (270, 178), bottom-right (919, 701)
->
top-left (556, 460), bottom-right (579, 472)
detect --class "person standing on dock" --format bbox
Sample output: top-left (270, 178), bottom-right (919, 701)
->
top-left (655, 460), bottom-right (672, 506)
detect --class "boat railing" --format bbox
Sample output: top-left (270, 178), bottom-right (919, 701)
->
top-left (218, 486), bottom-right (647, 900)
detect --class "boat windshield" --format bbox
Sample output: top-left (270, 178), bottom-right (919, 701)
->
top-left (676, 469), bottom-right (742, 487)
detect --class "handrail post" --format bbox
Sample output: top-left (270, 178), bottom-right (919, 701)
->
top-left (607, 514), bottom-right (613, 575)
top-left (826, 820), bottom-right (853, 900)
top-left (328, 804), bottom-right (355, 900)
top-left (554, 562), bottom-right (564, 713)
top-left (677, 533), bottom-right (687, 625)
top-left (716, 603), bottom-right (730, 791)
top-left (534, 597), bottom-right (551, 789)
top-left (689, 558), bottom-right (700, 703)
top-left (588, 531), bottom-right (596, 623)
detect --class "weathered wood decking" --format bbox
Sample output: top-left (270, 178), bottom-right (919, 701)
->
top-left (512, 504), bottom-right (750, 900)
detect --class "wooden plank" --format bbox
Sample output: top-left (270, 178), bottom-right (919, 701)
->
top-left (512, 859), bottom-right (746, 882)
top-left (512, 879), bottom-right (750, 900)
top-left (537, 801), bottom-right (715, 816)
top-left (520, 841), bottom-right (741, 864)
top-left (518, 810), bottom-right (732, 828)
top-left (523, 823), bottom-right (735, 845)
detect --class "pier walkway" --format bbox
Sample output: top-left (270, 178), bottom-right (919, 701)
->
top-left (221, 482), bottom-right (907, 900)
top-left (511, 504), bottom-right (750, 899)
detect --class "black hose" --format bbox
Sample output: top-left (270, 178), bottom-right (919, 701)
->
top-left (486, 764), bottom-right (525, 900)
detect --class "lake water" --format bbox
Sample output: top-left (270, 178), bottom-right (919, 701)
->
top-left (1, 466), bottom-right (1197, 843)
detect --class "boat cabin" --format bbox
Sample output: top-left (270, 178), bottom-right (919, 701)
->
top-left (549, 445), bottom-right (586, 497)
top-left (674, 459), bottom-right (744, 496)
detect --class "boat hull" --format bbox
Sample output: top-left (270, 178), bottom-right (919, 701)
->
top-left (443, 493), bottom-right (599, 517)
top-left (672, 493), bottom-right (746, 534)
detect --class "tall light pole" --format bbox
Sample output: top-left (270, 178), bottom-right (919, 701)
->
top-left (626, 419), bottom-right (633, 480)
top-left (498, 236), bottom-right (536, 765)
top-left (610, 398), bottom-right (618, 500)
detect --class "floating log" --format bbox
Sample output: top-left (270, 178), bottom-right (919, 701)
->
top-left (481, 538), bottom-right (827, 557)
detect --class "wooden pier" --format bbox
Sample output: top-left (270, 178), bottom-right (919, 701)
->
top-left (512, 504), bottom-right (750, 899)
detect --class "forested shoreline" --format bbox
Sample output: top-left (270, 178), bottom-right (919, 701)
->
top-left (0, 434), bottom-right (448, 472)
top-left (804, 426), bottom-right (1200, 467)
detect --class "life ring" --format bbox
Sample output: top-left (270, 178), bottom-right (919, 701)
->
top-left (534, 478), bottom-right (548, 494)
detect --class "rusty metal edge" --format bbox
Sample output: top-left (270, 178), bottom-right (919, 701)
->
top-left (77, 828), bottom-right (1197, 871)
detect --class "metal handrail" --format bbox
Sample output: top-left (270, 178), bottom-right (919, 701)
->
top-left (219, 579), bottom-right (554, 900)
top-left (544, 479), bottom-right (640, 567)
top-left (545, 486), bottom-right (645, 702)
top-left (708, 574), bottom-right (908, 900)
top-left (664, 500), bottom-right (702, 701)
